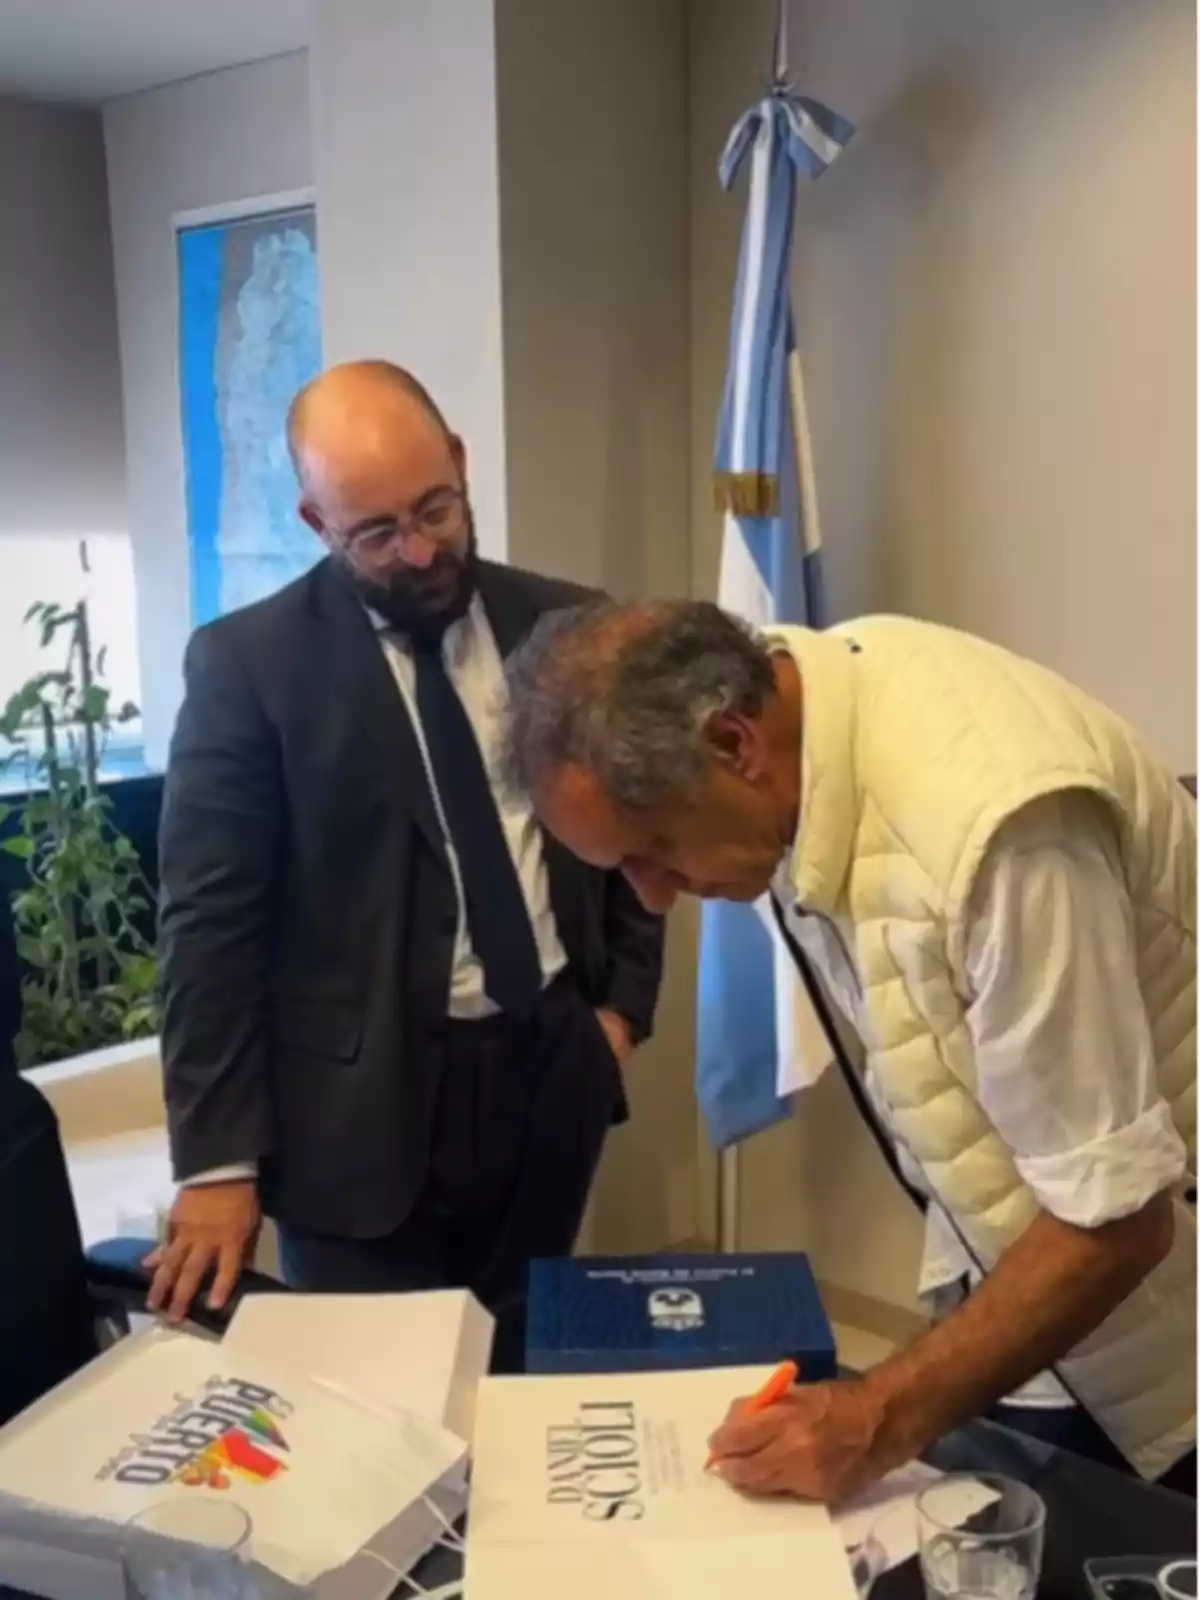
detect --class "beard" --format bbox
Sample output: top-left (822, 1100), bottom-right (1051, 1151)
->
top-left (337, 510), bottom-right (479, 643)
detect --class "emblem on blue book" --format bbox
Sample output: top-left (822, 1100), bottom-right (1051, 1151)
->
top-left (647, 1288), bottom-right (705, 1333)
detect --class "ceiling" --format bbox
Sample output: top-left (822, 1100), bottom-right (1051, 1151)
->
top-left (0, 0), bottom-right (311, 107)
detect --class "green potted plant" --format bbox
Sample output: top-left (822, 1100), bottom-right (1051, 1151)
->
top-left (0, 548), bottom-right (158, 1068)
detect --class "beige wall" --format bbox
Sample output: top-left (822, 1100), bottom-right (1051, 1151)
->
top-left (689, 0), bottom-right (1196, 1310)
top-left (691, 0), bottom-right (1196, 759)
top-left (496, 0), bottom-right (691, 600)
top-left (103, 51), bottom-right (313, 766)
top-left (0, 97), bottom-right (126, 542)
top-left (496, 0), bottom-right (697, 1253)
top-left (310, 0), bottom-right (510, 565)
top-left (309, 0), bottom-right (698, 1253)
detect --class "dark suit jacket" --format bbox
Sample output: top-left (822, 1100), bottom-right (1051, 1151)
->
top-left (158, 559), bottom-right (664, 1238)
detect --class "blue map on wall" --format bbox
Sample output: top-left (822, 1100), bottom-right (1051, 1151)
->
top-left (178, 205), bottom-right (322, 624)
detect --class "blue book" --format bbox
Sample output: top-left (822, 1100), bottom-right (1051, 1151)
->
top-left (526, 1252), bottom-right (837, 1378)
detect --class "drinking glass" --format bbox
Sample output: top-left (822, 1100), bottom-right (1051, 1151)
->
top-left (121, 1499), bottom-right (258, 1599)
top-left (1159, 1559), bottom-right (1199, 1600)
top-left (917, 1474), bottom-right (1045, 1600)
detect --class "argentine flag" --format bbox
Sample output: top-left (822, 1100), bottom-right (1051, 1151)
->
top-left (696, 80), bottom-right (854, 1150)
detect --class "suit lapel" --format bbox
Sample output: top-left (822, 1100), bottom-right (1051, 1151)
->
top-left (306, 560), bottom-right (447, 863)
top-left (475, 561), bottom-right (537, 662)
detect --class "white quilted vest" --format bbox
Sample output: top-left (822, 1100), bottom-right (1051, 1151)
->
top-left (773, 616), bottom-right (1196, 1479)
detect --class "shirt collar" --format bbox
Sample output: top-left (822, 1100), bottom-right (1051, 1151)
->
top-left (370, 594), bottom-right (484, 668)
top-left (766, 625), bottom-right (862, 914)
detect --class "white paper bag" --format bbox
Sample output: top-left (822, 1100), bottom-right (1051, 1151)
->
top-left (225, 1290), bottom-right (495, 1445)
top-left (0, 1323), bottom-right (469, 1600)
top-left (464, 1366), bottom-right (858, 1599)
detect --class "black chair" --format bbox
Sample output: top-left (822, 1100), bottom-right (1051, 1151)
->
top-left (0, 1070), bottom-right (281, 1429)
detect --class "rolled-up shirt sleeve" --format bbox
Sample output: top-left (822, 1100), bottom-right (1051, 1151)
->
top-left (964, 791), bottom-right (1189, 1228)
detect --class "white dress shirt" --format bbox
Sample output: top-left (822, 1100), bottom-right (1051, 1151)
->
top-left (774, 789), bottom-right (1191, 1405)
top-left (377, 595), bottom-right (567, 1016)
top-left (187, 596), bottom-right (567, 1187)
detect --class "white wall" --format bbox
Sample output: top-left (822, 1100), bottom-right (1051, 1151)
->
top-left (0, 98), bottom-right (126, 543)
top-left (309, 0), bottom-right (509, 563)
top-left (103, 52), bottom-right (312, 766)
top-left (0, 97), bottom-right (134, 713)
top-left (689, 0), bottom-right (1197, 1312)
top-left (97, 6), bottom-right (698, 1255)
top-left (0, 97), bottom-right (126, 541)
top-left (496, 0), bottom-right (697, 1254)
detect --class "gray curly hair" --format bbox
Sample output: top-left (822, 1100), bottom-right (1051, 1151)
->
top-left (501, 598), bottom-right (776, 811)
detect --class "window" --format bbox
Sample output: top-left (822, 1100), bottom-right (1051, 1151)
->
top-left (177, 195), bottom-right (322, 625)
top-left (0, 535), bottom-right (145, 794)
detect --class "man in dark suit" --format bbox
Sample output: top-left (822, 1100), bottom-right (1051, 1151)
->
top-left (147, 360), bottom-right (664, 1366)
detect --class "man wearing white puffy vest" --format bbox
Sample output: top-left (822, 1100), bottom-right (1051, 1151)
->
top-left (498, 599), bottom-right (1197, 1501)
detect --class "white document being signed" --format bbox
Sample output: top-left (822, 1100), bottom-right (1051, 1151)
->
top-left (465, 1366), bottom-right (859, 1599)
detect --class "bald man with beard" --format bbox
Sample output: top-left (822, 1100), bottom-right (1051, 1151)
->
top-left (148, 361), bottom-right (664, 1366)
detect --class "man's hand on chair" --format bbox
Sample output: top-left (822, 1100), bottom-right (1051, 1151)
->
top-left (145, 1181), bottom-right (261, 1323)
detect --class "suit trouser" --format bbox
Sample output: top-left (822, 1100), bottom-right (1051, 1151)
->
top-left (276, 975), bottom-right (618, 1373)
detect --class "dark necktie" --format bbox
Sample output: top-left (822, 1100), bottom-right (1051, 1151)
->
top-left (410, 632), bottom-right (543, 1015)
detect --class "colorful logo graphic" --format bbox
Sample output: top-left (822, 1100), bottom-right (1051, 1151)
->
top-left (178, 1404), bottom-right (291, 1490)
top-left (96, 1378), bottom-right (293, 1492)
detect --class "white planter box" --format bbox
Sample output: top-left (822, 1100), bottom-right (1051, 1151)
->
top-left (23, 1037), bottom-right (279, 1275)
top-left (25, 1037), bottom-right (165, 1145)
top-left (24, 1038), bottom-right (172, 1250)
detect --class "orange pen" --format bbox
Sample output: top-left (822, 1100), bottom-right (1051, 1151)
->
top-left (705, 1358), bottom-right (800, 1470)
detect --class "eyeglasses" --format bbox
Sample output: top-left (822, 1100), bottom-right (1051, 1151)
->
top-left (344, 488), bottom-right (466, 561)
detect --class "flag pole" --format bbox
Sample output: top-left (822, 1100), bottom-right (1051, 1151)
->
top-left (716, 1144), bottom-right (741, 1252)
top-left (715, 0), bottom-right (787, 1263)
top-left (772, 0), bottom-right (790, 87)
top-left (707, 0), bottom-right (853, 1260)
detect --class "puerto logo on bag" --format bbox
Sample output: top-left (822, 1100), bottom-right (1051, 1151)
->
top-left (95, 1376), bottom-right (293, 1491)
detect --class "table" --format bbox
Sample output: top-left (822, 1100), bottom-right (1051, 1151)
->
top-left (0, 1416), bottom-right (1189, 1599)
top-left (404, 1415), bottom-right (1195, 1599)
